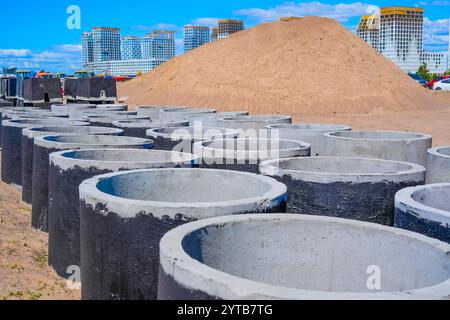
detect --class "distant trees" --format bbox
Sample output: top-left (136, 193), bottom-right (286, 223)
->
top-left (417, 63), bottom-right (434, 81)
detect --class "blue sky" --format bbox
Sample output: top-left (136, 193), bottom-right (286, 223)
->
top-left (0, 0), bottom-right (448, 73)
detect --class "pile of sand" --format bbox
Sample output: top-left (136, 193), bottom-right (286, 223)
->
top-left (119, 17), bottom-right (448, 116)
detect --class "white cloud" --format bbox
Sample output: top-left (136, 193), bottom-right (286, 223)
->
top-left (55, 44), bottom-right (82, 52)
top-left (431, 0), bottom-right (450, 5)
top-left (234, 1), bottom-right (379, 23)
top-left (0, 49), bottom-right (32, 57)
top-left (190, 17), bottom-right (221, 27)
top-left (423, 17), bottom-right (449, 51)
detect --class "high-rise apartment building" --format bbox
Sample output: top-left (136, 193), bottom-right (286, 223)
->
top-left (142, 30), bottom-right (175, 60)
top-left (211, 26), bottom-right (219, 42)
top-left (379, 7), bottom-right (423, 73)
top-left (355, 7), bottom-right (449, 73)
top-left (421, 51), bottom-right (448, 74)
top-left (218, 19), bottom-right (244, 39)
top-left (82, 32), bottom-right (94, 67)
top-left (184, 25), bottom-right (210, 52)
top-left (121, 36), bottom-right (142, 60)
top-left (356, 14), bottom-right (380, 51)
top-left (92, 27), bottom-right (121, 63)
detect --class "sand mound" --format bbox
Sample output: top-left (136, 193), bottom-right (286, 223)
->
top-left (119, 17), bottom-right (448, 116)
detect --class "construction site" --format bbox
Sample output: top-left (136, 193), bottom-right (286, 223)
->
top-left (0, 16), bottom-right (450, 301)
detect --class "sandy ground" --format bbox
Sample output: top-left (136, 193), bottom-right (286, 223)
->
top-left (0, 91), bottom-right (449, 300)
top-left (0, 153), bottom-right (80, 300)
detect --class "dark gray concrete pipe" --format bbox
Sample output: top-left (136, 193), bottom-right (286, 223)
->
top-left (21, 126), bottom-right (123, 203)
top-left (48, 149), bottom-right (198, 278)
top-left (31, 135), bottom-right (153, 231)
top-left (79, 168), bottom-right (287, 300)
top-left (194, 138), bottom-right (311, 174)
top-left (260, 157), bottom-right (426, 225)
top-left (158, 214), bottom-right (450, 300)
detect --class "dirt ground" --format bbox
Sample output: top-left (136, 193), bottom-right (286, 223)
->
top-left (0, 91), bottom-right (449, 300)
top-left (0, 153), bottom-right (80, 300)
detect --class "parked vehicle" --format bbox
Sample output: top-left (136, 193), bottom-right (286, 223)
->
top-left (408, 73), bottom-right (427, 86)
top-left (433, 78), bottom-right (450, 91)
top-left (427, 75), bottom-right (450, 89)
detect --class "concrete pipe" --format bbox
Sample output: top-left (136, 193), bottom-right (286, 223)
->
top-left (4, 111), bottom-right (57, 120)
top-left (112, 119), bottom-right (188, 138)
top-left (217, 115), bottom-right (292, 131)
top-left (87, 114), bottom-right (148, 127)
top-left (136, 106), bottom-right (187, 121)
top-left (159, 108), bottom-right (216, 122)
top-left (79, 168), bottom-right (287, 300)
top-left (1, 108), bottom-right (48, 146)
top-left (188, 111), bottom-right (249, 127)
top-left (266, 123), bottom-right (351, 157)
top-left (194, 138), bottom-right (311, 174)
top-left (96, 104), bottom-right (128, 111)
top-left (395, 183), bottom-right (450, 243)
top-left (31, 135), bottom-right (153, 232)
top-left (322, 131), bottom-right (432, 166)
top-left (158, 214), bottom-right (450, 300)
top-left (51, 104), bottom-right (96, 116)
top-left (260, 157), bottom-right (425, 225)
top-left (21, 126), bottom-right (123, 204)
top-left (426, 146), bottom-right (450, 184)
top-left (0, 119), bottom-right (88, 186)
top-left (146, 126), bottom-right (239, 151)
top-left (48, 149), bottom-right (199, 279)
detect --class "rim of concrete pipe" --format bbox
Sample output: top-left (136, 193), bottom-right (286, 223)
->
top-left (219, 115), bottom-right (292, 123)
top-left (266, 123), bottom-right (351, 131)
top-left (188, 111), bottom-right (249, 120)
top-left (395, 183), bottom-right (450, 227)
top-left (87, 111), bottom-right (138, 117)
top-left (2, 119), bottom-right (89, 129)
top-left (79, 168), bottom-right (287, 220)
top-left (34, 134), bottom-right (154, 150)
top-left (51, 104), bottom-right (96, 115)
top-left (259, 156), bottom-right (425, 184)
top-left (22, 126), bottom-right (123, 139)
top-left (194, 138), bottom-right (311, 160)
top-left (160, 108), bottom-right (216, 115)
top-left (1, 107), bottom-right (45, 113)
top-left (323, 130), bottom-right (432, 142)
top-left (52, 104), bottom-right (96, 108)
top-left (5, 112), bottom-right (56, 119)
top-left (50, 149), bottom-right (199, 171)
top-left (159, 213), bottom-right (450, 300)
top-left (96, 104), bottom-right (128, 110)
top-left (87, 115), bottom-right (149, 124)
top-left (428, 146), bottom-right (450, 158)
top-left (112, 119), bottom-right (189, 129)
top-left (137, 105), bottom-right (187, 110)
top-left (146, 126), bottom-right (239, 140)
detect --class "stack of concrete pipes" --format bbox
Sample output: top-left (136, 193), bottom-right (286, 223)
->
top-left (0, 103), bottom-right (448, 300)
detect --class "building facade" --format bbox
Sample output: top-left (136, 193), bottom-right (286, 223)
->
top-left (85, 58), bottom-right (166, 76)
top-left (379, 7), bottom-right (423, 73)
top-left (142, 30), bottom-right (175, 60)
top-left (92, 27), bottom-right (121, 63)
top-left (421, 52), bottom-right (448, 74)
top-left (211, 26), bottom-right (219, 42)
top-left (82, 32), bottom-right (94, 67)
top-left (356, 7), bottom-right (450, 73)
top-left (218, 19), bottom-right (244, 39)
top-left (184, 25), bottom-right (210, 52)
top-left (121, 36), bottom-right (142, 60)
top-left (356, 14), bottom-right (380, 51)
